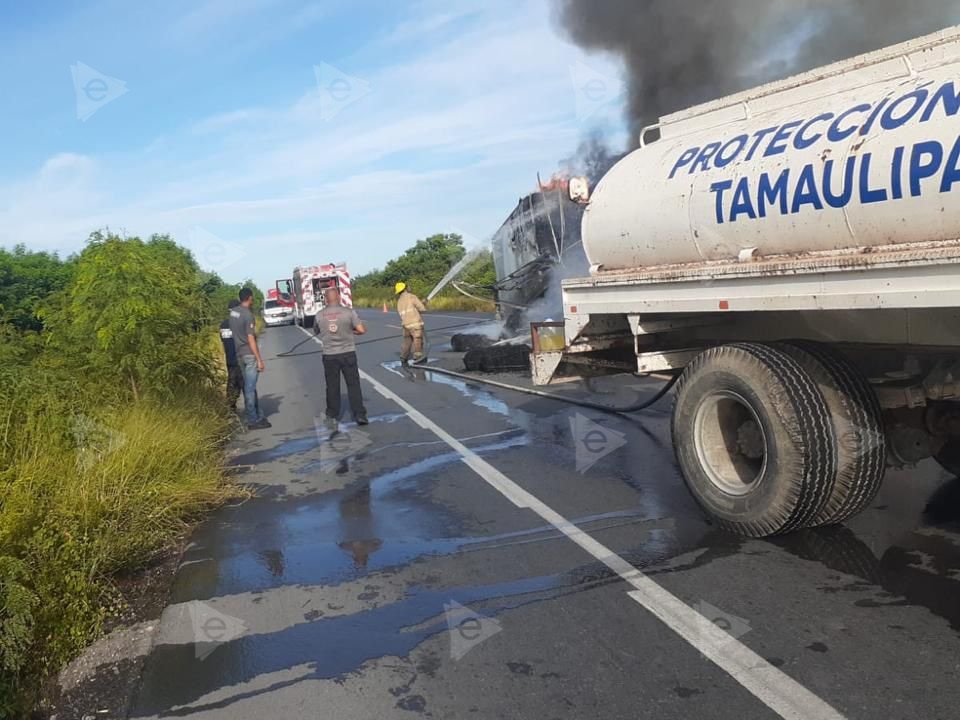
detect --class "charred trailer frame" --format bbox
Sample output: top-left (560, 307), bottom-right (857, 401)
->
top-left (490, 182), bottom-right (589, 334)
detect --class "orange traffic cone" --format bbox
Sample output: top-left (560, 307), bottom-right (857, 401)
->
top-left (382, 302), bottom-right (389, 313)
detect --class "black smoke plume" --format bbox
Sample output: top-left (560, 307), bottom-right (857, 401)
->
top-left (557, 0), bottom-right (960, 144)
top-left (560, 131), bottom-right (625, 185)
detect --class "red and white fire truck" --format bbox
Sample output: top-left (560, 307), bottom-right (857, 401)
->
top-left (276, 263), bottom-right (352, 328)
top-left (265, 287), bottom-right (295, 308)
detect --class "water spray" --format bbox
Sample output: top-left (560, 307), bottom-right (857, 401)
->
top-left (426, 245), bottom-right (486, 301)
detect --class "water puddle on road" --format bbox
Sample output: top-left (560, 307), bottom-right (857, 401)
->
top-left (772, 475), bottom-right (960, 632)
top-left (231, 412), bottom-right (408, 465)
top-left (148, 429), bottom-right (697, 715)
top-left (185, 431), bottom-right (535, 597)
top-left (381, 360), bottom-right (512, 417)
top-left (150, 360), bottom-right (960, 716)
top-left (379, 359), bottom-right (960, 630)
top-left (135, 561), bottom-right (625, 716)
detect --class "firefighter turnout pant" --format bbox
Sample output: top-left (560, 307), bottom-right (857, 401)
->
top-left (400, 325), bottom-right (424, 361)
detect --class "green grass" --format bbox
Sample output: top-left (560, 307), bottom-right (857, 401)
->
top-left (0, 362), bottom-right (241, 714)
top-left (0, 235), bottom-right (256, 715)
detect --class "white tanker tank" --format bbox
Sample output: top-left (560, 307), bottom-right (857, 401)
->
top-left (530, 27), bottom-right (960, 539)
top-left (583, 27), bottom-right (960, 272)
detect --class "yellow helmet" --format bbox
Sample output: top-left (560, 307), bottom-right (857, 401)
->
top-left (395, 282), bottom-right (407, 295)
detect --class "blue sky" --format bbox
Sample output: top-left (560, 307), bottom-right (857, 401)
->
top-left (0, 0), bottom-right (627, 291)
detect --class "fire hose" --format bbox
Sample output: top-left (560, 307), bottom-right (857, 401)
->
top-left (450, 281), bottom-right (529, 309)
top-left (275, 319), bottom-right (479, 358)
top-left (276, 319), bottom-right (678, 415)
top-left (415, 363), bottom-right (678, 415)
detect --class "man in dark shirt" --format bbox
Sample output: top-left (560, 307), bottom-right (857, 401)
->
top-left (219, 299), bottom-right (244, 409)
top-left (316, 287), bottom-right (368, 429)
top-left (229, 288), bottom-right (271, 429)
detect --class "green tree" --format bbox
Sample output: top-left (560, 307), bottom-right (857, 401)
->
top-left (460, 249), bottom-right (496, 288)
top-left (239, 279), bottom-right (264, 311)
top-left (0, 245), bottom-right (73, 331)
top-left (354, 233), bottom-right (467, 298)
top-left (42, 232), bottom-right (217, 400)
top-left (0, 229), bottom-right (243, 713)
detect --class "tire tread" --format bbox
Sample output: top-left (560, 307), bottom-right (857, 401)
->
top-left (672, 342), bottom-right (836, 537)
top-left (781, 341), bottom-right (886, 525)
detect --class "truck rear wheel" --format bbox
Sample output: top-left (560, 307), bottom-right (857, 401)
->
top-left (672, 343), bottom-right (836, 537)
top-left (933, 442), bottom-right (960, 476)
top-left (779, 341), bottom-right (886, 525)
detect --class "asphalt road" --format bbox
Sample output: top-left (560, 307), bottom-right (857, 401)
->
top-left (131, 310), bottom-right (960, 720)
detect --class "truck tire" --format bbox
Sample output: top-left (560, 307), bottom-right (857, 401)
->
top-left (451, 333), bottom-right (494, 352)
top-left (463, 345), bottom-right (531, 373)
top-left (779, 341), bottom-right (887, 525)
top-left (672, 343), bottom-right (836, 537)
top-left (933, 442), bottom-right (960, 476)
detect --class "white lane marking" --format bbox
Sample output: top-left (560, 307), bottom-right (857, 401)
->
top-left (386, 324), bottom-right (403, 330)
top-left (296, 328), bottom-right (843, 720)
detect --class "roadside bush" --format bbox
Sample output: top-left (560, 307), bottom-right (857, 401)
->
top-left (0, 368), bottom-right (237, 713)
top-left (0, 558), bottom-right (38, 714)
top-left (0, 232), bottom-right (242, 714)
top-left (0, 245), bottom-right (73, 332)
top-left (40, 233), bottom-right (220, 400)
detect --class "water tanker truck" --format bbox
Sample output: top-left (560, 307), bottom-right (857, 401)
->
top-left (531, 27), bottom-right (960, 537)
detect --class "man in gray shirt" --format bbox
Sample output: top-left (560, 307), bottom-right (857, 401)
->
top-left (229, 287), bottom-right (270, 429)
top-left (316, 287), bottom-right (368, 428)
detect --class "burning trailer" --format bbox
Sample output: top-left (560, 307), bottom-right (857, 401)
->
top-left (489, 176), bottom-right (592, 333)
top-left (445, 176), bottom-right (592, 364)
top-left (445, 177), bottom-right (592, 368)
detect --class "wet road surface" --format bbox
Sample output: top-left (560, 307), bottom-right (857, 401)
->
top-left (131, 311), bottom-right (960, 719)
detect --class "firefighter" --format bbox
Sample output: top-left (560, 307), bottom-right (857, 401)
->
top-left (395, 282), bottom-right (427, 365)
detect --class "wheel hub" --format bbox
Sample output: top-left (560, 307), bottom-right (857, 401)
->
top-left (693, 391), bottom-right (768, 496)
top-left (737, 421), bottom-right (764, 459)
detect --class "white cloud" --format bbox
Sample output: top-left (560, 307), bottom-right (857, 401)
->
top-left (381, 6), bottom-right (478, 46)
top-left (189, 108), bottom-right (269, 134)
top-left (37, 153), bottom-right (97, 182)
top-left (0, 0), bottom-right (628, 287)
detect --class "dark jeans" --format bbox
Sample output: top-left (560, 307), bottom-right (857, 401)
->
top-left (241, 355), bottom-right (265, 424)
top-left (227, 365), bottom-right (244, 408)
top-left (323, 351), bottom-right (367, 422)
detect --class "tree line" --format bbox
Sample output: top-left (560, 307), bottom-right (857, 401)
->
top-left (0, 232), bottom-right (248, 714)
top-left (351, 232), bottom-right (496, 309)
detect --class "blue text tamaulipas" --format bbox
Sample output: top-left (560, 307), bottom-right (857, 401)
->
top-left (666, 80), bottom-right (960, 224)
